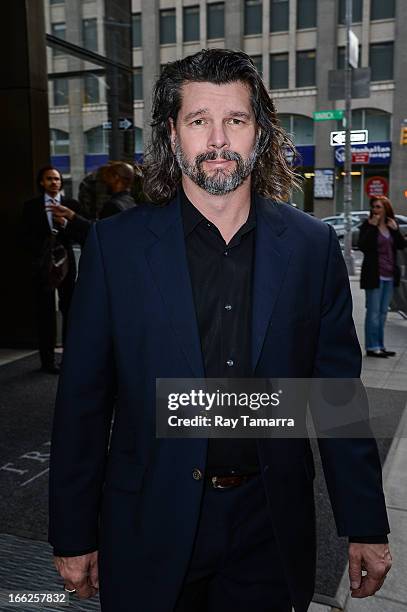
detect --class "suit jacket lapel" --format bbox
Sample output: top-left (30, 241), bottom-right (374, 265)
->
top-left (145, 193), bottom-right (205, 378)
top-left (251, 195), bottom-right (293, 371)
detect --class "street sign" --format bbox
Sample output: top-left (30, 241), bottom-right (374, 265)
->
top-left (313, 110), bottom-right (344, 121)
top-left (330, 129), bottom-right (368, 146)
top-left (349, 30), bottom-right (359, 69)
top-left (352, 152), bottom-right (369, 164)
top-left (102, 118), bottom-right (134, 130)
top-left (365, 176), bottom-right (388, 197)
top-left (119, 117), bottom-right (133, 130)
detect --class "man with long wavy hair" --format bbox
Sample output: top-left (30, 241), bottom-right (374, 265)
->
top-left (50, 49), bottom-right (391, 612)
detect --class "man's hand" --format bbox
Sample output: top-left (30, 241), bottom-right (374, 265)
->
top-left (54, 551), bottom-right (98, 599)
top-left (349, 543), bottom-right (392, 598)
top-left (49, 203), bottom-right (76, 225)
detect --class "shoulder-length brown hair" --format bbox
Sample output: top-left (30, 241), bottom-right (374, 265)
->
top-left (143, 49), bottom-right (301, 204)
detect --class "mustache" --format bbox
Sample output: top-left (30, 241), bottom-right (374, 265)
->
top-left (195, 150), bottom-right (242, 165)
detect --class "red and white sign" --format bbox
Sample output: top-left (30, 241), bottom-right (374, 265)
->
top-left (352, 152), bottom-right (370, 164)
top-left (365, 176), bottom-right (389, 198)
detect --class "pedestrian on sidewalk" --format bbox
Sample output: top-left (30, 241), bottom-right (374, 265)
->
top-left (358, 195), bottom-right (406, 358)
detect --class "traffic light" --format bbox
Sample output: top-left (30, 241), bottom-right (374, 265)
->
top-left (400, 126), bottom-right (407, 146)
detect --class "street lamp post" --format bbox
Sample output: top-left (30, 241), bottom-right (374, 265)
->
top-left (343, 0), bottom-right (355, 275)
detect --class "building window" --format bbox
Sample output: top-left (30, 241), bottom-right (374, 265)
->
top-left (270, 0), bottom-right (289, 32)
top-left (251, 55), bottom-right (263, 77)
top-left (50, 129), bottom-right (69, 155)
top-left (85, 126), bottom-right (109, 154)
top-left (82, 18), bottom-right (98, 52)
top-left (53, 78), bottom-right (68, 106)
top-left (278, 114), bottom-right (314, 145)
top-left (133, 68), bottom-right (143, 100)
top-left (135, 127), bottom-right (143, 154)
top-left (84, 74), bottom-right (99, 104)
top-left (369, 42), bottom-right (394, 81)
top-left (51, 22), bottom-right (66, 56)
top-left (207, 3), bottom-right (225, 39)
top-left (297, 0), bottom-right (317, 29)
top-left (371, 0), bottom-right (395, 20)
top-left (338, 0), bottom-right (363, 23)
top-left (365, 109), bottom-right (391, 141)
top-left (160, 9), bottom-right (176, 44)
top-left (183, 6), bottom-right (200, 42)
top-left (337, 45), bottom-right (361, 69)
top-left (244, 0), bottom-right (262, 35)
top-left (296, 50), bottom-right (316, 87)
top-left (132, 13), bottom-right (142, 47)
top-left (270, 53), bottom-right (289, 89)
top-left (50, 0), bottom-right (64, 4)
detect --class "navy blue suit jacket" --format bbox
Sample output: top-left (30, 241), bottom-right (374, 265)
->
top-left (49, 192), bottom-right (389, 612)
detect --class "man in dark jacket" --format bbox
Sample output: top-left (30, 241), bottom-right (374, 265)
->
top-left (49, 50), bottom-right (392, 611)
top-left (22, 166), bottom-right (78, 373)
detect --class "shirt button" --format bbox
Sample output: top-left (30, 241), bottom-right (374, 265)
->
top-left (192, 468), bottom-right (203, 481)
top-left (223, 250), bottom-right (229, 256)
top-left (206, 222), bottom-right (211, 228)
top-left (224, 304), bottom-right (232, 311)
top-left (226, 359), bottom-right (234, 367)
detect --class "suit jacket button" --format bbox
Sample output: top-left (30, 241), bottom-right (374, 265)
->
top-left (192, 468), bottom-right (203, 481)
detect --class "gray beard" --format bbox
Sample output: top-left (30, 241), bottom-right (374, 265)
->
top-left (174, 136), bottom-right (260, 196)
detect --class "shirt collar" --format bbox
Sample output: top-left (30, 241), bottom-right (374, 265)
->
top-left (44, 192), bottom-right (61, 203)
top-left (181, 188), bottom-right (256, 238)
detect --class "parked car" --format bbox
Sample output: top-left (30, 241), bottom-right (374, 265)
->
top-left (347, 214), bottom-right (407, 249)
top-left (321, 214), bottom-right (361, 239)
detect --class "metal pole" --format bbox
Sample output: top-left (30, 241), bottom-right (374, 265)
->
top-left (343, 0), bottom-right (355, 274)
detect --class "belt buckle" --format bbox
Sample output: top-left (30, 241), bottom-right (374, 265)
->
top-left (211, 476), bottom-right (230, 489)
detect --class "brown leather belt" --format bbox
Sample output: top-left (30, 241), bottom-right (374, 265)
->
top-left (208, 473), bottom-right (259, 489)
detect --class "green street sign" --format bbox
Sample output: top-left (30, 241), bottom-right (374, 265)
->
top-left (313, 110), bottom-right (344, 121)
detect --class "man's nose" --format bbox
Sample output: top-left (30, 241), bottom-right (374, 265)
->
top-left (207, 122), bottom-right (230, 150)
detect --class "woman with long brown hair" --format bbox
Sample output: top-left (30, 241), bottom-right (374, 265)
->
top-left (358, 196), bottom-right (406, 357)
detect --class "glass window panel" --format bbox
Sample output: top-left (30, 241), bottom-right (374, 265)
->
top-left (270, 0), bottom-right (289, 32)
top-left (251, 55), bottom-right (263, 77)
top-left (50, 0), bottom-right (64, 5)
top-left (370, 42), bottom-right (394, 81)
top-left (365, 110), bottom-right (390, 141)
top-left (338, 0), bottom-right (363, 23)
top-left (183, 6), bottom-right (200, 42)
top-left (51, 22), bottom-right (66, 56)
top-left (135, 127), bottom-right (143, 153)
top-left (270, 53), bottom-right (289, 89)
top-left (85, 126), bottom-right (109, 154)
top-left (160, 9), bottom-right (176, 44)
top-left (50, 129), bottom-right (69, 155)
top-left (53, 78), bottom-right (68, 106)
top-left (244, 0), bottom-right (262, 35)
top-left (132, 13), bottom-right (142, 47)
top-left (84, 74), bottom-right (100, 104)
top-left (296, 50), bottom-right (316, 87)
top-left (293, 115), bottom-right (314, 144)
top-left (297, 0), bottom-right (317, 29)
top-left (133, 68), bottom-right (143, 99)
top-left (278, 114), bottom-right (291, 133)
top-left (207, 3), bottom-right (225, 39)
top-left (371, 0), bottom-right (395, 20)
top-left (82, 18), bottom-right (98, 52)
top-left (352, 109), bottom-right (363, 130)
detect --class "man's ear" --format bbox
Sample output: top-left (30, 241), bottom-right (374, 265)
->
top-left (169, 118), bottom-right (177, 154)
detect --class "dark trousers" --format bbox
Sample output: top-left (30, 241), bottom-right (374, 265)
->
top-left (174, 474), bottom-right (292, 612)
top-left (34, 275), bottom-right (74, 367)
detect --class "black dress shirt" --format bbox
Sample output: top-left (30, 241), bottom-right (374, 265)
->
top-left (181, 190), bottom-right (259, 474)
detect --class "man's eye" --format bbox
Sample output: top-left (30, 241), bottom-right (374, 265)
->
top-left (191, 119), bottom-right (206, 126)
top-left (229, 118), bottom-right (244, 125)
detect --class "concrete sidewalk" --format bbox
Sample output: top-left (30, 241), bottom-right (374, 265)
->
top-left (303, 275), bottom-right (407, 612)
